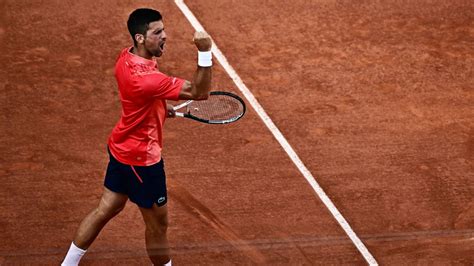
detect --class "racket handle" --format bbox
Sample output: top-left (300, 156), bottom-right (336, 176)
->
top-left (175, 112), bottom-right (185, 117)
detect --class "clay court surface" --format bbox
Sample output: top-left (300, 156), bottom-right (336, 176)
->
top-left (1, 0), bottom-right (473, 265)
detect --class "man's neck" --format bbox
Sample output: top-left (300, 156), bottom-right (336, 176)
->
top-left (131, 46), bottom-right (153, 60)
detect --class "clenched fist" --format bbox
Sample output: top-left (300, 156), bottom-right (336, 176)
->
top-left (193, 31), bottom-right (212, 51)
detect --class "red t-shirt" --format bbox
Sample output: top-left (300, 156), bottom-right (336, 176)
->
top-left (108, 47), bottom-right (184, 166)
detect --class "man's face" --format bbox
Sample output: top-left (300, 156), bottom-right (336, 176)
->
top-left (143, 20), bottom-right (166, 57)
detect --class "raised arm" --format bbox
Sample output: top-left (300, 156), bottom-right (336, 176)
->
top-left (178, 31), bottom-right (213, 100)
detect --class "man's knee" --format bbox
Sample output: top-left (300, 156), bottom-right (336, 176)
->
top-left (146, 210), bottom-right (168, 235)
top-left (96, 199), bottom-right (126, 220)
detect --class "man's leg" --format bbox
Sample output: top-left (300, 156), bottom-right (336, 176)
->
top-left (139, 204), bottom-right (170, 265)
top-left (62, 187), bottom-right (128, 265)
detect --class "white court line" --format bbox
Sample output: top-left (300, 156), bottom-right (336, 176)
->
top-left (174, 1), bottom-right (378, 265)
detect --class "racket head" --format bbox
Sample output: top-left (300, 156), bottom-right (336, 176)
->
top-left (178, 91), bottom-right (246, 124)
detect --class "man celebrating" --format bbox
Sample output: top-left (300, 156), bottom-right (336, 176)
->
top-left (62, 8), bottom-right (212, 266)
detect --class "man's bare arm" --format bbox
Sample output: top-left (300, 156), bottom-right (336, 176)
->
top-left (179, 31), bottom-right (212, 100)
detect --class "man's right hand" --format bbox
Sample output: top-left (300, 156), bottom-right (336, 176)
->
top-left (177, 31), bottom-right (213, 100)
top-left (193, 31), bottom-right (212, 51)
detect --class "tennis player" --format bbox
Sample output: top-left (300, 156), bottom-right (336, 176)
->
top-left (61, 8), bottom-right (212, 266)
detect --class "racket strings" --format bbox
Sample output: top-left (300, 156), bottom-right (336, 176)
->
top-left (187, 94), bottom-right (244, 121)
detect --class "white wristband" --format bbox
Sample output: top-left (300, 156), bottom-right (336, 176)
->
top-left (198, 51), bottom-right (212, 67)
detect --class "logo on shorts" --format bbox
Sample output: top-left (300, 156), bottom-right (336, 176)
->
top-left (157, 197), bottom-right (166, 204)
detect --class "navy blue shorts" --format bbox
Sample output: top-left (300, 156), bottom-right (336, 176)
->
top-left (104, 149), bottom-right (167, 208)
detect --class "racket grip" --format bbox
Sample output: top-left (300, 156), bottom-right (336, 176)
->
top-left (175, 112), bottom-right (185, 117)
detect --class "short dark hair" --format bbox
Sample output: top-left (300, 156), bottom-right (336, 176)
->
top-left (127, 8), bottom-right (163, 46)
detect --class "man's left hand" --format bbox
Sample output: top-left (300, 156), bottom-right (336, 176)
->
top-left (166, 103), bottom-right (176, 118)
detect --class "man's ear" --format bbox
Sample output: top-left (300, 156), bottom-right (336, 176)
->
top-left (134, 34), bottom-right (145, 45)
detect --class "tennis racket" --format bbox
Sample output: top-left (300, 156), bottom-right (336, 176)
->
top-left (173, 91), bottom-right (246, 124)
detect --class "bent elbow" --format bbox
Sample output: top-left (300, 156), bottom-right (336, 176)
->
top-left (197, 93), bottom-right (209, 100)
top-left (190, 90), bottom-right (209, 100)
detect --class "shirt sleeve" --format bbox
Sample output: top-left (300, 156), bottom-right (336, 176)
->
top-left (140, 71), bottom-right (185, 101)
